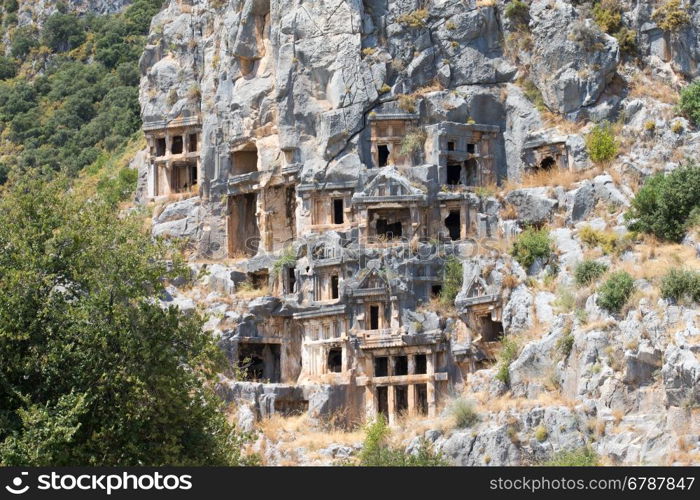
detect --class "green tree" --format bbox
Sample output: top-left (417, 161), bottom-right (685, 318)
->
top-left (0, 176), bottom-right (252, 466)
top-left (625, 163), bottom-right (700, 242)
top-left (41, 13), bottom-right (86, 52)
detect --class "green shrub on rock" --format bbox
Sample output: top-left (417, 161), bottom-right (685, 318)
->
top-left (596, 271), bottom-right (635, 312)
top-left (586, 121), bottom-right (618, 164)
top-left (625, 163), bottom-right (700, 242)
top-left (574, 260), bottom-right (608, 286)
top-left (510, 227), bottom-right (552, 269)
top-left (660, 268), bottom-right (700, 303)
top-left (679, 80), bottom-right (700, 126)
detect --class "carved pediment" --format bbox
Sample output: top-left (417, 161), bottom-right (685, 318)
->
top-left (358, 168), bottom-right (425, 199)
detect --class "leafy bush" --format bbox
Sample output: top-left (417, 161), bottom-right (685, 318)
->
top-left (440, 256), bottom-right (463, 306)
top-left (625, 163), bottom-right (700, 242)
top-left (660, 268), bottom-right (700, 303)
top-left (534, 425), bottom-right (548, 442)
top-left (542, 446), bottom-right (599, 466)
top-left (596, 271), bottom-right (634, 312)
top-left (652, 0), bottom-right (691, 33)
top-left (504, 0), bottom-right (530, 26)
top-left (0, 56), bottom-right (17, 80)
top-left (357, 415), bottom-right (447, 466)
top-left (10, 26), bottom-right (39, 58)
top-left (586, 121), bottom-right (618, 163)
top-left (578, 226), bottom-right (619, 254)
top-left (592, 1), bottom-right (621, 34)
top-left (574, 260), bottom-right (608, 286)
top-left (679, 80), bottom-right (700, 126)
top-left (510, 227), bottom-right (552, 269)
top-left (42, 13), bottom-right (86, 52)
top-left (96, 165), bottom-right (139, 207)
top-left (495, 337), bottom-right (519, 385)
top-left (520, 78), bottom-right (547, 112)
top-left (614, 27), bottom-right (637, 55)
top-left (449, 399), bottom-right (479, 429)
top-left (557, 330), bottom-right (575, 357)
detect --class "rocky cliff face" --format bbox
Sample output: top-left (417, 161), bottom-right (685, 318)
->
top-left (138, 0), bottom-right (700, 465)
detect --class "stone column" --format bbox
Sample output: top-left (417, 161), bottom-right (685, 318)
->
top-left (426, 352), bottom-right (436, 417)
top-left (387, 385), bottom-right (396, 425)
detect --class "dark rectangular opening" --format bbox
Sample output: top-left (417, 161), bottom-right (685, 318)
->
top-left (327, 348), bottom-right (342, 373)
top-left (287, 267), bottom-right (296, 294)
top-left (378, 144), bottom-right (390, 167)
top-left (274, 399), bottom-right (308, 416)
top-left (228, 193), bottom-right (260, 257)
top-left (395, 385), bottom-right (408, 415)
top-left (331, 275), bottom-right (339, 299)
top-left (431, 284), bottom-right (442, 298)
top-left (377, 386), bottom-right (389, 417)
top-left (172, 162), bottom-right (197, 192)
top-left (156, 137), bottom-right (166, 157)
top-left (376, 219), bottom-right (402, 239)
top-left (231, 148), bottom-right (258, 175)
top-left (238, 343), bottom-right (281, 382)
top-left (188, 133), bottom-right (198, 152)
top-left (415, 384), bottom-right (428, 415)
top-left (415, 354), bottom-right (427, 374)
top-left (445, 210), bottom-right (461, 241)
top-left (248, 271), bottom-right (268, 289)
top-left (369, 305), bottom-right (380, 330)
top-left (446, 163), bottom-right (462, 185)
top-left (333, 198), bottom-right (344, 224)
top-left (171, 135), bottom-right (184, 155)
top-left (374, 356), bottom-right (388, 377)
top-left (447, 140), bottom-right (455, 151)
top-left (480, 316), bottom-right (504, 342)
top-left (394, 355), bottom-right (408, 376)
top-left (467, 143), bottom-right (475, 154)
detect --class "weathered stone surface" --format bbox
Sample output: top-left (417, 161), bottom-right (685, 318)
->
top-left (505, 188), bottom-right (558, 225)
top-left (662, 345), bottom-right (700, 407)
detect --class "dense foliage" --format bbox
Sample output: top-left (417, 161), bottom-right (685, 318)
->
top-left (574, 260), bottom-right (608, 287)
top-left (440, 255), bottom-right (463, 306)
top-left (510, 227), bottom-right (552, 269)
top-left (357, 415), bottom-right (447, 466)
top-left (624, 163), bottom-right (700, 242)
top-left (0, 176), bottom-right (252, 466)
top-left (596, 271), bottom-right (635, 313)
top-left (585, 121), bottom-right (618, 164)
top-left (0, 1), bottom-right (164, 181)
top-left (660, 268), bottom-right (700, 303)
top-left (679, 80), bottom-right (700, 126)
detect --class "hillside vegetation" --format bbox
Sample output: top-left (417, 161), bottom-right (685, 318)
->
top-left (0, 0), bottom-right (163, 184)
